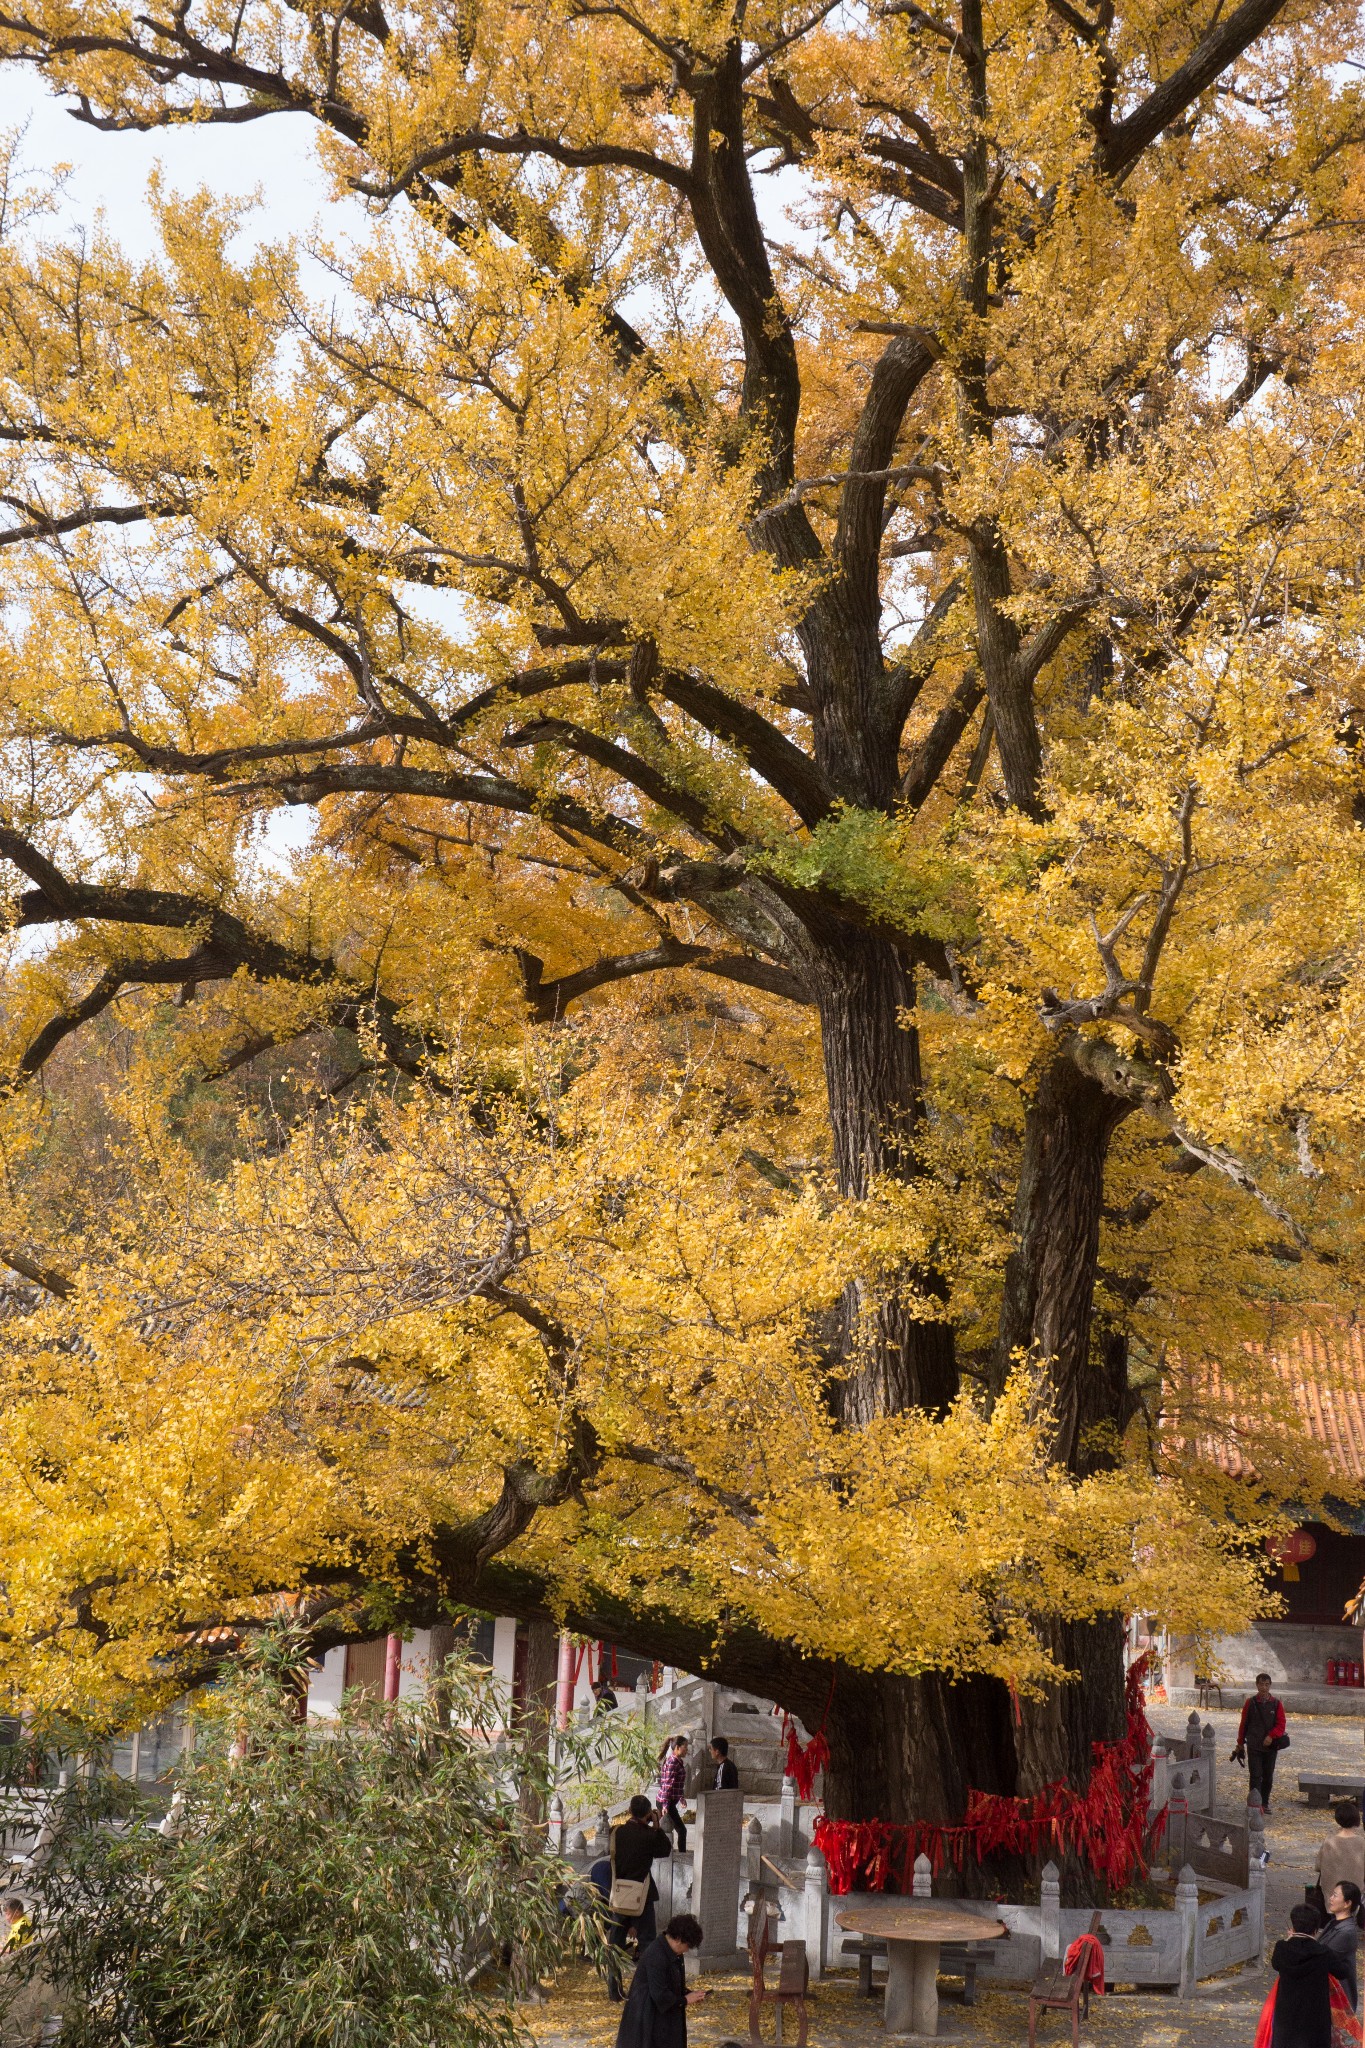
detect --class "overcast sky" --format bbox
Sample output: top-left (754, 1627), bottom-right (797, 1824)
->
top-left (0, 62), bottom-right (342, 255)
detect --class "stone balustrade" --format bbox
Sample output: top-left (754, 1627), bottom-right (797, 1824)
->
top-left (566, 1772), bottom-right (1267, 1997)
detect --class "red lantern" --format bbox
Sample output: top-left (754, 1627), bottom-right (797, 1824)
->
top-left (1269, 1529), bottom-right (1317, 1578)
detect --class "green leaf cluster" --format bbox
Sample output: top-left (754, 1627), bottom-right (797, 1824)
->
top-left (755, 806), bottom-right (978, 944)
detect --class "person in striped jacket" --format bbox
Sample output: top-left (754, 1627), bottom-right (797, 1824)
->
top-left (658, 1736), bottom-right (690, 1850)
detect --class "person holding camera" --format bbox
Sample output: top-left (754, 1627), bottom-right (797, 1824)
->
top-left (605, 1796), bottom-right (673, 2002)
top-left (1232, 1672), bottom-right (1288, 1815)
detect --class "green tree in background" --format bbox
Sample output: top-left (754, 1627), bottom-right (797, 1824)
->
top-left (1, 1644), bottom-right (603, 2048)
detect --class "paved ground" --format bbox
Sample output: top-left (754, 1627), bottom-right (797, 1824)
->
top-left (528, 1703), bottom-right (1365, 2048)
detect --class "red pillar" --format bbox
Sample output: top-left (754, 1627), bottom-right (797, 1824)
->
top-left (383, 1634), bottom-right (402, 1704)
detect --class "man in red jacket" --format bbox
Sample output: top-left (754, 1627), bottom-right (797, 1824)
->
top-left (1233, 1672), bottom-right (1288, 1815)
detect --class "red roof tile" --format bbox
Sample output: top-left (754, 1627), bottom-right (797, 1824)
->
top-left (1166, 1321), bottom-right (1365, 1489)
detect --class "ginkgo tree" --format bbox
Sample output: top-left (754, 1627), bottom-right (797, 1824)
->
top-left (0, 0), bottom-right (1361, 1829)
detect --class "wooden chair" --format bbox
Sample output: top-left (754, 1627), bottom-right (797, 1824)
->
top-left (748, 1902), bottom-right (810, 2047)
top-left (1196, 1675), bottom-right (1223, 1711)
top-left (1028, 1911), bottom-right (1102, 2048)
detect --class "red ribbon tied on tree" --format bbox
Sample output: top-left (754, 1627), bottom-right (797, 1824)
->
top-left (812, 1655), bottom-right (1162, 1893)
top-left (778, 1674), bottom-right (835, 1799)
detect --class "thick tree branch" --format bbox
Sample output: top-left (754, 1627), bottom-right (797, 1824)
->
top-left (0, 1245), bottom-right (72, 1299)
top-left (511, 937), bottom-right (811, 1020)
top-left (0, 830), bottom-right (444, 1087)
top-left (354, 129), bottom-right (693, 200)
top-left (1058, 1030), bottom-right (1314, 1253)
top-left (0, 498), bottom-right (153, 549)
top-left (223, 765), bottom-right (655, 858)
top-left (503, 716), bottom-right (739, 847)
top-left (47, 659), bottom-right (631, 779)
top-left (860, 135), bottom-right (964, 225)
top-left (688, 40), bottom-right (806, 503)
top-left (835, 330), bottom-right (941, 641)
top-left (882, 579), bottom-right (964, 736)
top-left (653, 670), bottom-right (835, 825)
top-left (612, 1441), bottom-right (766, 1531)
top-left (1100, 0), bottom-right (1293, 179)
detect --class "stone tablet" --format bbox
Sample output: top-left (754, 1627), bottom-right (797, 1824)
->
top-left (692, 1786), bottom-right (746, 1972)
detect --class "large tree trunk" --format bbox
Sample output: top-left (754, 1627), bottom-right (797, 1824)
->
top-left (991, 1055), bottom-right (1135, 1790)
top-left (804, 948), bottom-right (1134, 1811)
top-left (810, 925), bottom-right (957, 1420)
top-left (387, 996), bottom-right (1137, 1841)
top-left (1013, 1616), bottom-right (1128, 1798)
top-left (993, 1053), bottom-right (1133, 1464)
top-left (820, 1668), bottom-right (1016, 1823)
top-left (513, 1619), bottom-right (559, 1826)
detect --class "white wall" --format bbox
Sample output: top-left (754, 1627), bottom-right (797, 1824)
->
top-left (310, 1646), bottom-right (347, 1719)
top-left (492, 1617), bottom-right (518, 1691)
top-left (397, 1628), bottom-right (432, 1702)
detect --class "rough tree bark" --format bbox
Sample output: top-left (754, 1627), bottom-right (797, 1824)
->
top-left (810, 927), bottom-right (958, 1425)
top-left (514, 1619), bottom-right (561, 1827)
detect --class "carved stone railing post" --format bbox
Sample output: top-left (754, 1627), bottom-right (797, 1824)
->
top-left (1248, 1850), bottom-right (1267, 1962)
top-left (1176, 1864), bottom-right (1200, 1998)
top-left (804, 1842), bottom-right (828, 1983)
top-left (1202, 1720), bottom-right (1217, 1813)
top-left (1248, 1793), bottom-right (1266, 1865)
top-left (1040, 1861), bottom-right (1061, 1961)
top-left (1149, 1739), bottom-right (1170, 1818)
top-left (778, 1774), bottom-right (798, 1857)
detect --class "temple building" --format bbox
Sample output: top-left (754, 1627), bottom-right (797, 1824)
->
top-left (1162, 1323), bottom-right (1365, 1713)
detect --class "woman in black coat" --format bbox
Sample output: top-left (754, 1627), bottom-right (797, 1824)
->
top-left (1319, 1882), bottom-right (1362, 2013)
top-left (614, 1915), bottom-right (706, 2048)
top-left (1270, 1905), bottom-right (1346, 2048)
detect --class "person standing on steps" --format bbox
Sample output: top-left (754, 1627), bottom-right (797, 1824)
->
top-left (709, 1736), bottom-right (739, 1790)
top-left (659, 1735), bottom-right (690, 1850)
top-left (1233, 1671), bottom-right (1288, 1816)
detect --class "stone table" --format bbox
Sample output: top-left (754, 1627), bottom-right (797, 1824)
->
top-left (834, 1900), bottom-right (1006, 2041)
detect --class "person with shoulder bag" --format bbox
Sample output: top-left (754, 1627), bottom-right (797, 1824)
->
top-left (1233, 1673), bottom-right (1289, 1817)
top-left (606, 1796), bottom-right (673, 2002)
